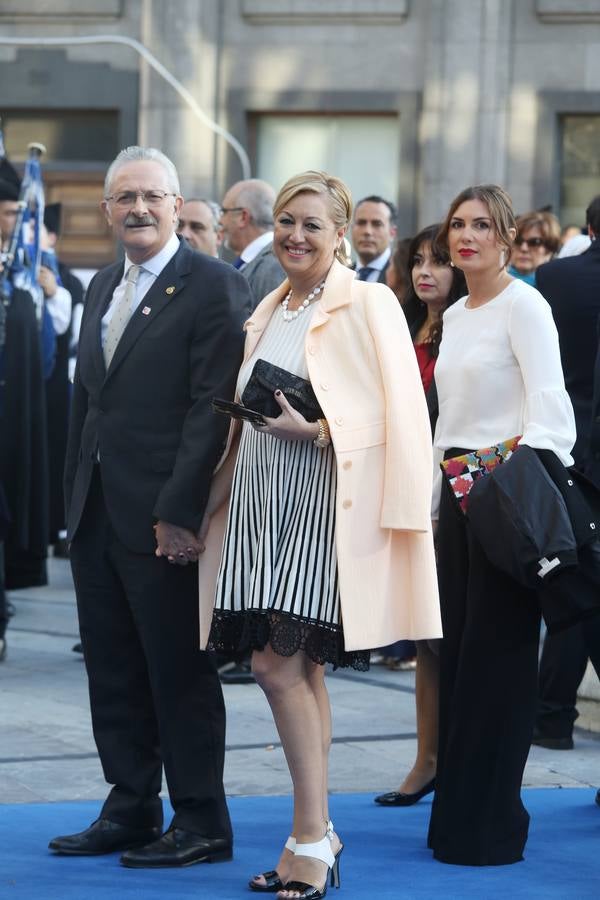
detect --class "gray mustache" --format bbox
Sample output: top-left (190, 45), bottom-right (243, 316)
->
top-left (124, 214), bottom-right (157, 227)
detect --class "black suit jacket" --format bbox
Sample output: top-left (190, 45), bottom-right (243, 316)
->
top-left (64, 239), bottom-right (251, 553)
top-left (352, 259), bottom-right (390, 284)
top-left (536, 240), bottom-right (600, 468)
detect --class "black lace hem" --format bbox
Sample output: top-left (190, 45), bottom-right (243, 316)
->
top-left (208, 609), bottom-right (370, 672)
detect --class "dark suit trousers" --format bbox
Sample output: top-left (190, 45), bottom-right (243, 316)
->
top-left (428, 471), bottom-right (541, 866)
top-left (69, 468), bottom-right (231, 839)
top-left (536, 624), bottom-right (588, 738)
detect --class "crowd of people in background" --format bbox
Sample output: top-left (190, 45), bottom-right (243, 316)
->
top-left (2, 139), bottom-right (600, 892)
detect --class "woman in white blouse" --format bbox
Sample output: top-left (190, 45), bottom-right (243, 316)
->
top-left (428, 185), bottom-right (576, 867)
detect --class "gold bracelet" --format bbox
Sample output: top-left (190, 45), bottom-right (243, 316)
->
top-left (313, 418), bottom-right (331, 448)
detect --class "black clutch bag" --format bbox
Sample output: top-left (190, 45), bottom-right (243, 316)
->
top-left (241, 358), bottom-right (324, 422)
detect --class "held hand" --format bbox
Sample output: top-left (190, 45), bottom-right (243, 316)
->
top-left (254, 390), bottom-right (319, 442)
top-left (197, 511), bottom-right (210, 548)
top-left (154, 520), bottom-right (204, 565)
top-left (38, 265), bottom-right (58, 298)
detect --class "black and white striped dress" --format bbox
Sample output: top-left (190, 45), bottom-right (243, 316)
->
top-left (209, 303), bottom-right (368, 670)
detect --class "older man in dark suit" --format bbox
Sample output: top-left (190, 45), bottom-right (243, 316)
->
top-left (49, 146), bottom-right (251, 867)
top-left (532, 195), bottom-right (600, 751)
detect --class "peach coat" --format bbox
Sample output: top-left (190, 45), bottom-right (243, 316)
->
top-left (199, 259), bottom-right (442, 652)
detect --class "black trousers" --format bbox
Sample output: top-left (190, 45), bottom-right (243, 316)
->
top-left (428, 469), bottom-right (541, 866)
top-left (536, 624), bottom-right (588, 739)
top-left (537, 614), bottom-right (600, 738)
top-left (69, 468), bottom-right (231, 839)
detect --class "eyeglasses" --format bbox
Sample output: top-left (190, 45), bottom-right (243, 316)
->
top-left (105, 190), bottom-right (178, 208)
top-left (220, 206), bottom-right (244, 215)
top-left (516, 236), bottom-right (546, 249)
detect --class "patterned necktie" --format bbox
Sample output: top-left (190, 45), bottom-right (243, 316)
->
top-left (357, 266), bottom-right (375, 281)
top-left (103, 263), bottom-right (140, 368)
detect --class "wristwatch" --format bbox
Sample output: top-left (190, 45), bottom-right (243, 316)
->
top-left (313, 418), bottom-right (331, 448)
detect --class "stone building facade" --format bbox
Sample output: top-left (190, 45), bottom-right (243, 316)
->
top-left (0, 0), bottom-right (599, 265)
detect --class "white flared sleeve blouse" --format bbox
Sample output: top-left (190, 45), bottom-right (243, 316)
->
top-left (431, 279), bottom-right (576, 518)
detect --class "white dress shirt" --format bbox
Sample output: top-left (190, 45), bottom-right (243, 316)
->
top-left (239, 231), bottom-right (274, 266)
top-left (355, 246), bottom-right (391, 282)
top-left (101, 233), bottom-right (180, 348)
top-left (431, 279), bottom-right (576, 517)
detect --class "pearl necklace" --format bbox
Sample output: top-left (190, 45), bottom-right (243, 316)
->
top-left (281, 281), bottom-right (325, 322)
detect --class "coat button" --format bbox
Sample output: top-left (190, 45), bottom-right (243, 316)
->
top-left (335, 416), bottom-right (343, 426)
top-left (567, 479), bottom-right (574, 486)
top-left (342, 499), bottom-right (352, 509)
top-left (591, 523), bottom-right (596, 530)
top-left (321, 382), bottom-right (329, 391)
top-left (343, 460), bottom-right (352, 470)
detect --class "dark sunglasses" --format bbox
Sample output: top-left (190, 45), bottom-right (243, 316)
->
top-left (516, 236), bottom-right (546, 249)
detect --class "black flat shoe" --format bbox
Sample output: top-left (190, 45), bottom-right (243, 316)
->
top-left (374, 777), bottom-right (435, 806)
top-left (120, 827), bottom-right (232, 868)
top-left (48, 818), bottom-right (161, 855)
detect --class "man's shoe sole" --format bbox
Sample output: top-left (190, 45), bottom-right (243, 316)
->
top-left (120, 848), bottom-right (233, 868)
top-left (49, 837), bottom-right (152, 856)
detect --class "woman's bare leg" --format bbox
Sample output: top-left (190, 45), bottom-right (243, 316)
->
top-left (251, 646), bottom-right (339, 898)
top-left (397, 640), bottom-right (439, 794)
top-left (306, 659), bottom-right (332, 822)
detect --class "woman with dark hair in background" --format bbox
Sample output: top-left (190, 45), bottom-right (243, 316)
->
top-left (429, 185), bottom-right (575, 866)
top-left (375, 224), bottom-right (465, 807)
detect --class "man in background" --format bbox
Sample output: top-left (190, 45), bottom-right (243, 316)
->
top-left (42, 203), bottom-right (84, 557)
top-left (219, 178), bottom-right (285, 307)
top-left (177, 198), bottom-right (221, 258)
top-left (533, 194), bottom-right (600, 751)
top-left (351, 194), bottom-right (398, 282)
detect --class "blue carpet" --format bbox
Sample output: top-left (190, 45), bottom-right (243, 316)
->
top-left (1, 789), bottom-right (598, 899)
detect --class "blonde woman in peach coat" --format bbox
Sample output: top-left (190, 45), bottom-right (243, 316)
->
top-left (198, 171), bottom-right (441, 899)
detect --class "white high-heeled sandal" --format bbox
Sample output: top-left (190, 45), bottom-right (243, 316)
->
top-left (249, 821), bottom-right (335, 895)
top-left (279, 821), bottom-right (342, 900)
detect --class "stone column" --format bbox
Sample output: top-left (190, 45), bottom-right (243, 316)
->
top-left (419, 0), bottom-right (513, 224)
top-left (138, 0), bottom-right (223, 198)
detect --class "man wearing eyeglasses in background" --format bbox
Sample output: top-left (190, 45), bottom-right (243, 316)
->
top-left (219, 178), bottom-right (285, 308)
top-left (50, 146), bottom-right (251, 868)
top-left (177, 197), bottom-right (221, 258)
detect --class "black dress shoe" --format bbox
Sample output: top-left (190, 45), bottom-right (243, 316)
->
top-left (374, 777), bottom-right (436, 806)
top-left (595, 788), bottom-right (600, 807)
top-left (48, 818), bottom-right (162, 855)
top-left (0, 638), bottom-right (6, 662)
top-left (120, 828), bottom-right (233, 868)
top-left (531, 730), bottom-right (573, 750)
top-left (52, 539), bottom-right (70, 558)
top-left (219, 661), bottom-right (255, 685)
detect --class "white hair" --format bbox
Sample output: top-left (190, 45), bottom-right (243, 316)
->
top-left (104, 146), bottom-right (181, 196)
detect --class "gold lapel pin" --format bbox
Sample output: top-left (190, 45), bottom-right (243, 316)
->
top-left (165, 286), bottom-right (175, 295)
